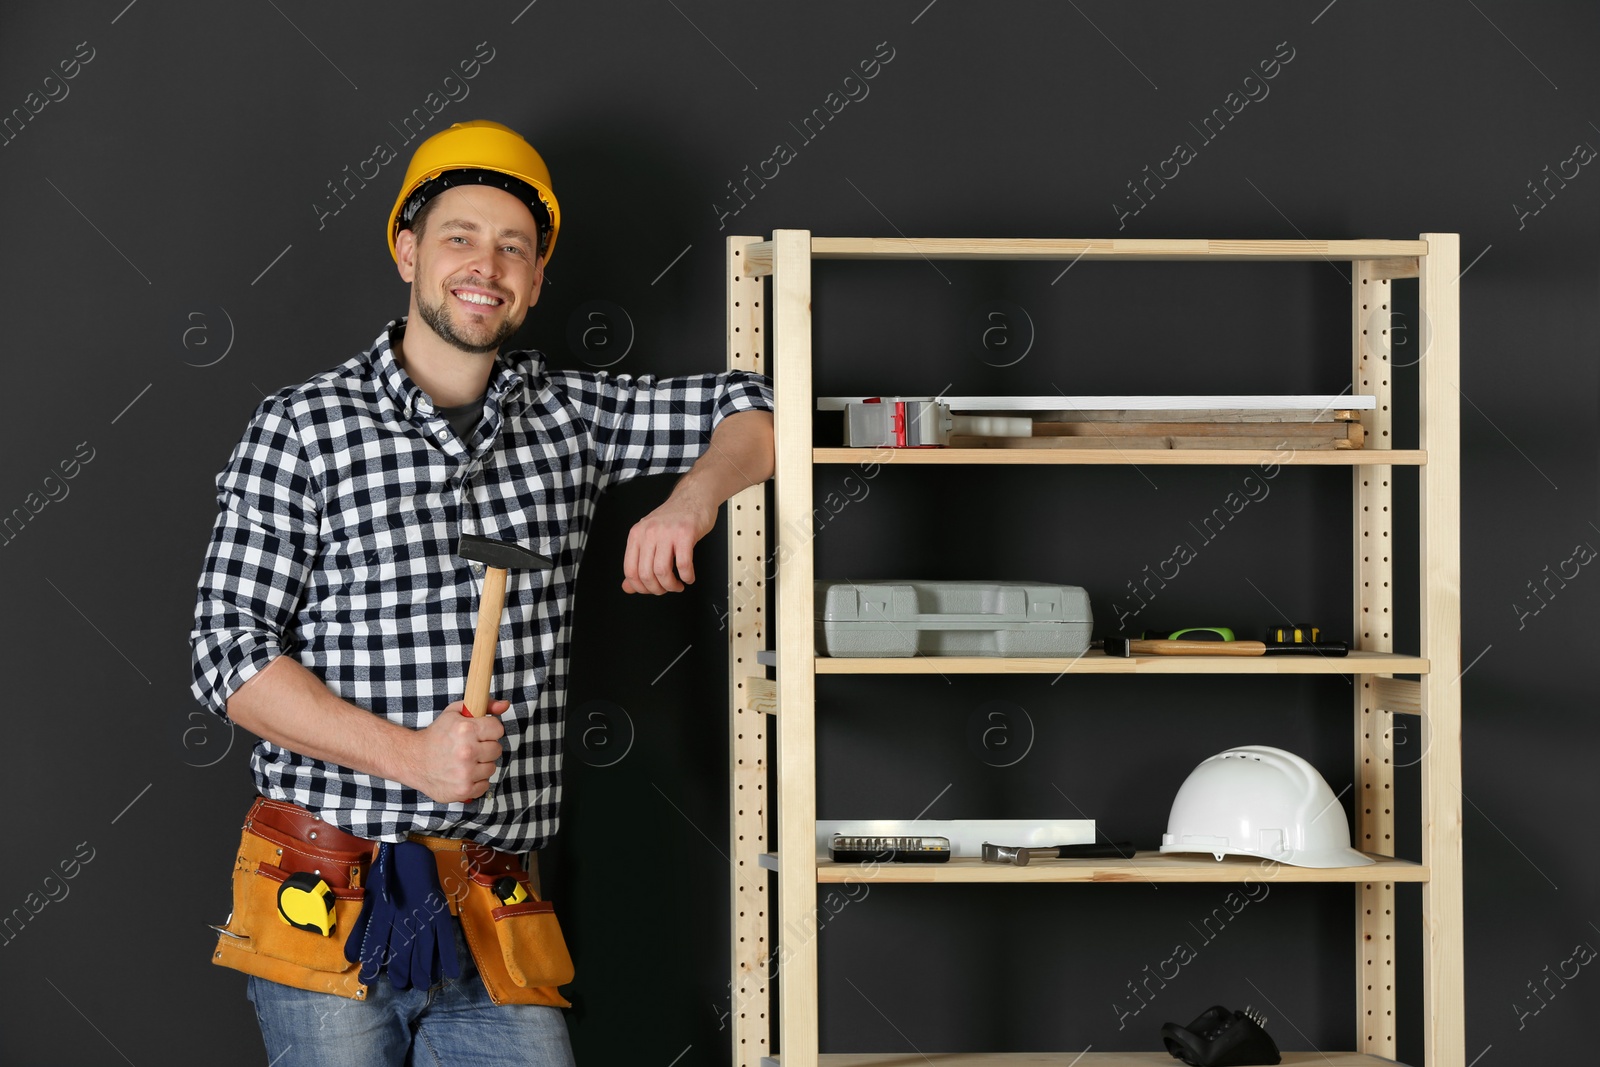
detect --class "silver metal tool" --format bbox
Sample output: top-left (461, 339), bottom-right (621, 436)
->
top-left (981, 840), bottom-right (1139, 865)
top-left (982, 842), bottom-right (1061, 866)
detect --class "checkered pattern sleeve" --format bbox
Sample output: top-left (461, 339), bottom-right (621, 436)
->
top-left (189, 395), bottom-right (321, 721)
top-left (549, 368), bottom-right (773, 490)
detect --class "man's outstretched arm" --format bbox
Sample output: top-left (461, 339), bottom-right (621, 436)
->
top-left (621, 409), bottom-right (774, 594)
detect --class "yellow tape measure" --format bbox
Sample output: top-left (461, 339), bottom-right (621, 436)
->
top-left (277, 871), bottom-right (336, 936)
top-left (493, 875), bottom-right (530, 905)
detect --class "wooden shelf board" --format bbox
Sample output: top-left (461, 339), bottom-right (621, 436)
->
top-left (813, 447), bottom-right (1425, 466)
top-left (799, 1053), bottom-right (1403, 1066)
top-left (807, 237), bottom-right (1429, 261)
top-left (814, 851), bottom-right (1425, 884)
top-left (814, 650), bottom-right (1428, 676)
top-left (742, 237), bottom-right (1428, 275)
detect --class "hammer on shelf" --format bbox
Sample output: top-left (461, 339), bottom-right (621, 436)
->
top-left (981, 842), bottom-right (1138, 866)
top-left (458, 534), bottom-right (554, 718)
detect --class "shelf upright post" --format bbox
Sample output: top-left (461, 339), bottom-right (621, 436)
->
top-left (1418, 233), bottom-right (1465, 1067)
top-left (770, 229), bottom-right (819, 1066)
top-left (727, 235), bottom-right (772, 1067)
top-left (1352, 256), bottom-right (1399, 1057)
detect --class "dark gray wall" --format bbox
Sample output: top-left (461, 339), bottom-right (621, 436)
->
top-left (1, 2), bottom-right (1594, 1064)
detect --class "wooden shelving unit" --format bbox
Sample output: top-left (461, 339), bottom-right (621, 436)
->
top-left (724, 233), bottom-right (1463, 1066)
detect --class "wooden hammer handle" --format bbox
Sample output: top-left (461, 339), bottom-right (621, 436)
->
top-left (1130, 639), bottom-right (1265, 656)
top-left (462, 566), bottom-right (509, 717)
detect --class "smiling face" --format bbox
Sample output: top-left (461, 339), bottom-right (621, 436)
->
top-left (395, 183), bottom-right (545, 354)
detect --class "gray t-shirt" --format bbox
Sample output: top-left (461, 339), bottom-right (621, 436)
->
top-left (436, 394), bottom-right (486, 442)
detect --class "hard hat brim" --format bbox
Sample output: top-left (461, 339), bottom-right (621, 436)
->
top-left (1158, 841), bottom-right (1376, 868)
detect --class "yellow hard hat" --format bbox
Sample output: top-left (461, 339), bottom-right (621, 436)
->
top-left (388, 120), bottom-right (561, 265)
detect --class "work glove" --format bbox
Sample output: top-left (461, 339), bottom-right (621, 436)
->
top-left (344, 841), bottom-right (461, 990)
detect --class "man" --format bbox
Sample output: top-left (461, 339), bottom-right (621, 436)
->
top-left (189, 120), bottom-right (774, 1066)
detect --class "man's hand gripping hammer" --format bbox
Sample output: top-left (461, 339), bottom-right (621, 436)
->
top-left (457, 534), bottom-right (554, 718)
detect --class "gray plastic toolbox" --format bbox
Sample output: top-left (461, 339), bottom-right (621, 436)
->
top-left (815, 580), bottom-right (1093, 657)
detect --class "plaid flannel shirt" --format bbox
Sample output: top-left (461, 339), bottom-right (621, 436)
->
top-left (189, 318), bottom-right (772, 853)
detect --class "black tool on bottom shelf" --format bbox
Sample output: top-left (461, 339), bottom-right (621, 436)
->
top-left (1160, 1004), bottom-right (1281, 1066)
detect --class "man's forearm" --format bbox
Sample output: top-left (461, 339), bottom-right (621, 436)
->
top-left (618, 408), bottom-right (774, 594)
top-left (671, 409), bottom-right (775, 512)
top-left (226, 654), bottom-right (512, 806)
top-left (226, 655), bottom-right (416, 783)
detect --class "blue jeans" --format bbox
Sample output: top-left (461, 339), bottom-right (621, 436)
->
top-left (246, 918), bottom-right (575, 1067)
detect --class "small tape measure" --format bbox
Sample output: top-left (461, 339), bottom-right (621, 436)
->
top-left (277, 871), bottom-right (336, 936)
top-left (492, 875), bottom-right (530, 906)
top-left (1142, 627), bottom-right (1236, 641)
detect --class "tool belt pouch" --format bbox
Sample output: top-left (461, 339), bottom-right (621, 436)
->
top-left (212, 797), bottom-right (371, 1000)
top-left (442, 842), bottom-right (573, 1007)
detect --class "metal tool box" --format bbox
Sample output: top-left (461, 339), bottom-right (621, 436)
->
top-left (814, 580), bottom-right (1093, 657)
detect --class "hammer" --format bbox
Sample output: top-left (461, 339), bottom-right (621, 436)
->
top-left (458, 534), bottom-right (554, 718)
top-left (981, 841), bottom-right (1138, 865)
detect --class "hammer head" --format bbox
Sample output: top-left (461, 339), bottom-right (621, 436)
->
top-left (981, 843), bottom-right (1029, 867)
top-left (457, 533), bottom-right (554, 572)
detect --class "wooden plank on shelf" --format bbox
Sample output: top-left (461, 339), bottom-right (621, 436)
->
top-left (806, 1051), bottom-right (1405, 1066)
top-left (816, 852), bottom-right (1427, 884)
top-left (1030, 420), bottom-right (1357, 436)
top-left (817, 394), bottom-right (1378, 412)
top-left (948, 434), bottom-right (1355, 451)
top-left (805, 236), bottom-right (1430, 262)
top-left (949, 416), bottom-right (1362, 452)
top-left (813, 650), bottom-right (1430, 675)
top-left (813, 447), bottom-right (1425, 466)
top-left (1027, 408), bottom-right (1364, 424)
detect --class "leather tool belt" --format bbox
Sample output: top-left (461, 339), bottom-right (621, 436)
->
top-left (212, 796), bottom-right (573, 1006)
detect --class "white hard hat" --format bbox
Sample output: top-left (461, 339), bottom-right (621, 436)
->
top-left (1159, 745), bottom-right (1373, 868)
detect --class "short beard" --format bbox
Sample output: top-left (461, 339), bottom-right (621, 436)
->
top-left (415, 287), bottom-right (520, 355)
